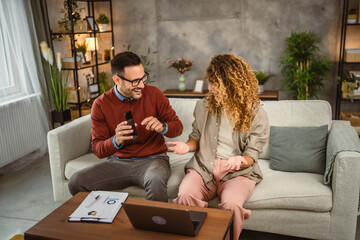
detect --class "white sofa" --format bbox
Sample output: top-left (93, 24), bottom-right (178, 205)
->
top-left (48, 99), bottom-right (360, 240)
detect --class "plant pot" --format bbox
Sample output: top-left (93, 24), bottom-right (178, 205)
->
top-left (51, 109), bottom-right (71, 126)
top-left (98, 24), bottom-right (108, 32)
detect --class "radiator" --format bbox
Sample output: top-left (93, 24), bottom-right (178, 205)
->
top-left (0, 94), bottom-right (48, 168)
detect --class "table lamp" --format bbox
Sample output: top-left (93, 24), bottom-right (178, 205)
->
top-left (85, 37), bottom-right (98, 63)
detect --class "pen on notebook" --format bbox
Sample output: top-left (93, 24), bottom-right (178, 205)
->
top-left (86, 194), bottom-right (100, 208)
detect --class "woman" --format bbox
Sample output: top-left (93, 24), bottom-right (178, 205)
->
top-left (168, 54), bottom-right (269, 239)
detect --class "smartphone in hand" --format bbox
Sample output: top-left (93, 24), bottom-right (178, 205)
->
top-left (124, 111), bottom-right (138, 140)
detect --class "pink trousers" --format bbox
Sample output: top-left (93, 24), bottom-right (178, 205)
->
top-left (174, 158), bottom-right (256, 240)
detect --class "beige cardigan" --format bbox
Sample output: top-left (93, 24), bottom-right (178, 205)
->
top-left (185, 99), bottom-right (270, 189)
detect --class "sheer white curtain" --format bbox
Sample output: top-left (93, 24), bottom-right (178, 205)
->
top-left (0, 0), bottom-right (49, 167)
top-left (0, 0), bottom-right (44, 105)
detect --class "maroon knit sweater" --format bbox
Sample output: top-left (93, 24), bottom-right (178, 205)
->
top-left (91, 85), bottom-right (183, 159)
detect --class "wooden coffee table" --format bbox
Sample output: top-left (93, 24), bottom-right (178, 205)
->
top-left (24, 192), bottom-right (234, 240)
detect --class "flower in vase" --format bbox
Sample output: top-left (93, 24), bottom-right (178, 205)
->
top-left (170, 57), bottom-right (193, 74)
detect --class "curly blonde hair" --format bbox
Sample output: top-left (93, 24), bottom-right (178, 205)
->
top-left (205, 54), bottom-right (260, 132)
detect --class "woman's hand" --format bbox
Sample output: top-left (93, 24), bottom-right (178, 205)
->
top-left (167, 141), bottom-right (190, 155)
top-left (226, 155), bottom-right (248, 172)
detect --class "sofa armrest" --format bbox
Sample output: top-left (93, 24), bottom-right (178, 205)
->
top-left (326, 124), bottom-right (360, 239)
top-left (330, 151), bottom-right (360, 239)
top-left (47, 114), bottom-right (91, 201)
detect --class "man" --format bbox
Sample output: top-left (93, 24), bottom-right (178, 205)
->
top-left (68, 51), bottom-right (183, 202)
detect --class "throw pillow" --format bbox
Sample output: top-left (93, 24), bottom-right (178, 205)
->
top-left (270, 125), bottom-right (328, 174)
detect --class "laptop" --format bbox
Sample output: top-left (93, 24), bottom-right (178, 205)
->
top-left (122, 202), bottom-right (207, 236)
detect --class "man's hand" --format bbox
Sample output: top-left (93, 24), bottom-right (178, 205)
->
top-left (167, 141), bottom-right (190, 155)
top-left (141, 116), bottom-right (164, 133)
top-left (114, 121), bottom-right (136, 146)
top-left (225, 156), bottom-right (248, 172)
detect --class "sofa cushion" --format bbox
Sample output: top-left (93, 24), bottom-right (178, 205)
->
top-left (64, 152), bottom-right (192, 198)
top-left (270, 125), bottom-right (328, 174)
top-left (165, 98), bottom-right (198, 143)
top-left (258, 100), bottom-right (332, 160)
top-left (246, 159), bottom-right (332, 211)
top-left (208, 159), bottom-right (333, 212)
top-left (64, 153), bottom-right (106, 180)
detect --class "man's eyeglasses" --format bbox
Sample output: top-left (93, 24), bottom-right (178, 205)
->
top-left (116, 72), bottom-right (149, 87)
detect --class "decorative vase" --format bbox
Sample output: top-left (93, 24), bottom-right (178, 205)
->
top-left (178, 73), bottom-right (186, 92)
top-left (259, 84), bottom-right (265, 93)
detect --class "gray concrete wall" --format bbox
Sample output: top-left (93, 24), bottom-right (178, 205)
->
top-left (46, 0), bottom-right (360, 114)
top-left (114, 0), bottom-right (341, 104)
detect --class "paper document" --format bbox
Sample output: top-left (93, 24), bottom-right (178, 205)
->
top-left (69, 191), bottom-right (129, 223)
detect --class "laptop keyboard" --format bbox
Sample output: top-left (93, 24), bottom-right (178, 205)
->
top-left (192, 220), bottom-right (200, 230)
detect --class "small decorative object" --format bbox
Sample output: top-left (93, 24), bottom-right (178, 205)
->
top-left (85, 37), bottom-right (98, 63)
top-left (88, 84), bottom-right (99, 98)
top-left (86, 16), bottom-right (99, 31)
top-left (253, 70), bottom-right (274, 93)
top-left (61, 57), bottom-right (82, 69)
top-left (84, 71), bottom-right (94, 98)
top-left (193, 79), bottom-right (205, 93)
top-left (347, 8), bottom-right (357, 24)
top-left (39, 41), bottom-right (69, 124)
top-left (76, 52), bottom-right (86, 64)
top-left (96, 13), bottom-right (109, 32)
top-left (341, 71), bottom-right (360, 101)
top-left (170, 57), bottom-right (193, 92)
top-left (104, 49), bottom-right (111, 61)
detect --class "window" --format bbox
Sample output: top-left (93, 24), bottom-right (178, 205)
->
top-left (0, 0), bottom-right (39, 104)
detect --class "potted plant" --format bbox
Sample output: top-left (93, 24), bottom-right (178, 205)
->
top-left (253, 70), bottom-right (274, 93)
top-left (96, 13), bottom-right (109, 32)
top-left (39, 41), bottom-right (69, 125)
top-left (58, 0), bottom-right (84, 33)
top-left (347, 8), bottom-right (357, 24)
top-left (279, 31), bottom-right (331, 100)
top-left (341, 71), bottom-right (360, 101)
top-left (104, 49), bottom-right (111, 61)
top-left (75, 41), bottom-right (87, 55)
